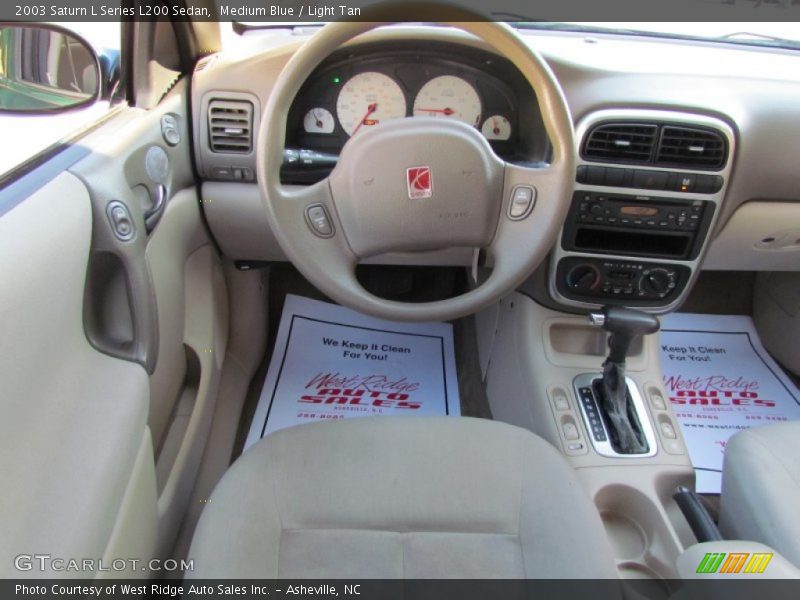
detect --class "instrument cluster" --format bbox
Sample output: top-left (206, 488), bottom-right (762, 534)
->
top-left (286, 41), bottom-right (535, 162)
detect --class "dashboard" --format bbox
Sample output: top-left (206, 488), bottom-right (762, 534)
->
top-left (192, 26), bottom-right (800, 312)
top-left (281, 41), bottom-right (547, 183)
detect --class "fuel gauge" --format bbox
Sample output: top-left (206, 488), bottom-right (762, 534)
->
top-left (481, 115), bottom-right (511, 141)
top-left (303, 108), bottom-right (335, 134)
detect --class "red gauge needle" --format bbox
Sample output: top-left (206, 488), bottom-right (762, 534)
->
top-left (351, 102), bottom-right (378, 136)
top-left (416, 107), bottom-right (455, 116)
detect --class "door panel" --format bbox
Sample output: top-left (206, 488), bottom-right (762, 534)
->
top-left (0, 171), bottom-right (153, 577)
top-left (69, 80), bottom-right (229, 559)
top-left (1, 78), bottom-right (227, 576)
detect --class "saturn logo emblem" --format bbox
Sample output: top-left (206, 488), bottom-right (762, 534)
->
top-left (406, 166), bottom-right (433, 199)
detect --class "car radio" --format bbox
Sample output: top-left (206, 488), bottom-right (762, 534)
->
top-left (554, 191), bottom-right (715, 308)
top-left (561, 192), bottom-right (715, 261)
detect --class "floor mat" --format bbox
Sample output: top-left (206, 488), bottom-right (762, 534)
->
top-left (244, 294), bottom-right (461, 450)
top-left (659, 313), bottom-right (800, 493)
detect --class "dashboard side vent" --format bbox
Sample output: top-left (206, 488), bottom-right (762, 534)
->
top-left (582, 123), bottom-right (658, 163)
top-left (656, 126), bottom-right (727, 169)
top-left (208, 99), bottom-right (253, 153)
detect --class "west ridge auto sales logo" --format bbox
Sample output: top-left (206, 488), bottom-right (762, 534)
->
top-left (300, 372), bottom-right (423, 409)
top-left (664, 374), bottom-right (776, 407)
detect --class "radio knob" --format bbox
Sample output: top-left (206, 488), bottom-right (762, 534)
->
top-left (640, 268), bottom-right (673, 296)
top-left (566, 264), bottom-right (601, 292)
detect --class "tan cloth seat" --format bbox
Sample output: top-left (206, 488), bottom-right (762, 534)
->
top-left (720, 421), bottom-right (800, 565)
top-left (188, 417), bottom-right (618, 578)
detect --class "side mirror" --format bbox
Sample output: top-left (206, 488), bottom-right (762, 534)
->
top-left (0, 23), bottom-right (102, 113)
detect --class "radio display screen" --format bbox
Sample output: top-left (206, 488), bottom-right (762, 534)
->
top-left (620, 206), bottom-right (659, 217)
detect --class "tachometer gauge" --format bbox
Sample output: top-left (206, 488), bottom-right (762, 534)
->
top-left (413, 75), bottom-right (481, 127)
top-left (303, 108), bottom-right (335, 134)
top-left (481, 115), bottom-right (512, 141)
top-left (336, 72), bottom-right (407, 137)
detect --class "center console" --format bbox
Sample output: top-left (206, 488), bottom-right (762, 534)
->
top-left (476, 110), bottom-right (737, 582)
top-left (550, 109), bottom-right (735, 313)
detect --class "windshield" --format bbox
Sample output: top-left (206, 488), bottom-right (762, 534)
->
top-left (520, 22), bottom-right (800, 49)
top-left (231, 20), bottom-right (800, 51)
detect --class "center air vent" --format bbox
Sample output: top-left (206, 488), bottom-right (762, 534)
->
top-left (582, 123), bottom-right (658, 164)
top-left (656, 126), bottom-right (727, 169)
top-left (582, 120), bottom-right (728, 171)
top-left (208, 99), bottom-right (253, 154)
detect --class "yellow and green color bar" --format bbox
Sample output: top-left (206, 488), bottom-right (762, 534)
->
top-left (697, 552), bottom-right (773, 574)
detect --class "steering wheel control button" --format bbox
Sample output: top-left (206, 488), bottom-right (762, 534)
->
top-left (106, 201), bottom-right (135, 242)
top-left (508, 185), bottom-right (536, 220)
top-left (305, 204), bottom-right (334, 238)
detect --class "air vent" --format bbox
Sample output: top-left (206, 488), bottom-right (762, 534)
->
top-left (656, 126), bottom-right (727, 169)
top-left (208, 99), bottom-right (253, 154)
top-left (582, 123), bottom-right (658, 163)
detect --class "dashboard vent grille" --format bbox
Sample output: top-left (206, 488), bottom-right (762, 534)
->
top-left (582, 123), bottom-right (658, 163)
top-left (656, 126), bottom-right (727, 169)
top-left (208, 99), bottom-right (253, 153)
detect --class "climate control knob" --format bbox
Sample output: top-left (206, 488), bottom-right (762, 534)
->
top-left (566, 263), bottom-right (601, 292)
top-left (640, 268), bottom-right (675, 297)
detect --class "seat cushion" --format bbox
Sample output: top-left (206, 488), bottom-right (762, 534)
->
top-left (720, 421), bottom-right (800, 565)
top-left (187, 417), bottom-right (618, 578)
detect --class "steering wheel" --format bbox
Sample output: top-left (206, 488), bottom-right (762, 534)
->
top-left (257, 8), bottom-right (574, 322)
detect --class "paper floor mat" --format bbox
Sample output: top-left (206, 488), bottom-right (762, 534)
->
top-left (245, 295), bottom-right (460, 450)
top-left (659, 313), bottom-right (800, 493)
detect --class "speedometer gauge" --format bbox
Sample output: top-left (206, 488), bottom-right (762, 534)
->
top-left (413, 75), bottom-right (481, 127)
top-left (336, 72), bottom-right (407, 137)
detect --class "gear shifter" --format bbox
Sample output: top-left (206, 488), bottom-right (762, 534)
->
top-left (589, 306), bottom-right (660, 454)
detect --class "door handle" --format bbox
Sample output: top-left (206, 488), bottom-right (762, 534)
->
top-left (144, 184), bottom-right (167, 233)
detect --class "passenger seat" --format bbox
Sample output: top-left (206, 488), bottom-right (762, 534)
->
top-left (719, 421), bottom-right (800, 565)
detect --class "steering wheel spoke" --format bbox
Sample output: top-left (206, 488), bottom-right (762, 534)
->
top-left (487, 161), bottom-right (572, 288)
top-left (271, 180), bottom-right (361, 297)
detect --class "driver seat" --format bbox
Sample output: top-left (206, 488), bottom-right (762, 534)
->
top-left (187, 417), bottom-right (618, 578)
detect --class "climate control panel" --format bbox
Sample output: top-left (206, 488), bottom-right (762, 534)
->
top-left (555, 257), bottom-right (691, 306)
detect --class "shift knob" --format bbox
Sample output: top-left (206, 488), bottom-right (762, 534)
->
top-left (589, 306), bottom-right (660, 364)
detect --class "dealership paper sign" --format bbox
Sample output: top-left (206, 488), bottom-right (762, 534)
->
top-left (245, 295), bottom-right (460, 448)
top-left (660, 313), bottom-right (800, 493)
